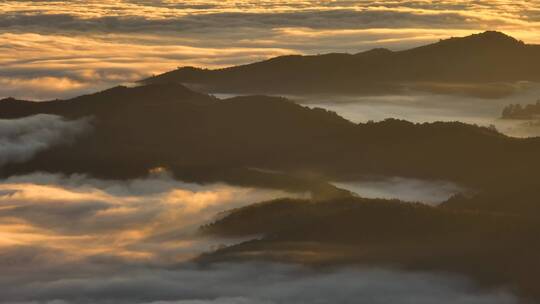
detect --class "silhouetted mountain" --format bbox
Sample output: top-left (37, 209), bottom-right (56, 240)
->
top-left (143, 31), bottom-right (539, 97)
top-left (2, 83), bottom-right (540, 195)
top-left (0, 83), bottom-right (217, 119)
top-left (199, 196), bottom-right (540, 300)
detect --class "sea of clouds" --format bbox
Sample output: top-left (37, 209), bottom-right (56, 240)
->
top-left (0, 172), bottom-right (517, 304)
top-left (0, 114), bottom-right (91, 166)
top-left (1, 0), bottom-right (539, 99)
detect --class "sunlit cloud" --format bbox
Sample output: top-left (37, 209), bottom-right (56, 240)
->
top-left (0, 31), bottom-right (294, 99)
top-left (0, 168), bottom-right (518, 304)
top-left (0, 3), bottom-right (534, 303)
top-left (333, 177), bottom-right (465, 205)
top-left (0, 171), bottom-right (300, 261)
top-left (1, 1), bottom-right (540, 99)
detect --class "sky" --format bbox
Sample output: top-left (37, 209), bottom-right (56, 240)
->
top-left (1, 0), bottom-right (540, 99)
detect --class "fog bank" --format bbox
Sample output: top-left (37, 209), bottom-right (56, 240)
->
top-left (0, 172), bottom-right (518, 303)
top-left (1, 262), bottom-right (517, 304)
top-left (295, 84), bottom-right (540, 137)
top-left (0, 171), bottom-right (298, 259)
top-left (0, 114), bottom-right (91, 166)
top-left (333, 177), bottom-right (465, 205)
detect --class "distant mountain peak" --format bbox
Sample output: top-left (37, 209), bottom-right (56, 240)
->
top-left (478, 30), bottom-right (513, 37)
top-left (141, 31), bottom-right (539, 94)
top-left (0, 97), bottom-right (17, 103)
top-left (357, 48), bottom-right (393, 56)
top-left (438, 31), bottom-right (524, 48)
top-left (88, 82), bottom-right (198, 98)
top-left (468, 31), bottom-right (521, 42)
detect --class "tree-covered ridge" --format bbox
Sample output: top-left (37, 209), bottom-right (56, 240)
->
top-left (143, 31), bottom-right (540, 97)
top-left (2, 83), bottom-right (539, 194)
top-left (502, 99), bottom-right (540, 119)
top-left (199, 195), bottom-right (540, 301)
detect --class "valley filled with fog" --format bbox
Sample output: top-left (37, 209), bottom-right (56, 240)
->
top-left (292, 83), bottom-right (540, 138)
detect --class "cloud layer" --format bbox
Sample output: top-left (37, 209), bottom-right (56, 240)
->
top-left (1, 1), bottom-right (540, 99)
top-left (296, 83), bottom-right (540, 137)
top-left (0, 171), bottom-right (297, 257)
top-left (0, 171), bottom-right (518, 303)
top-left (0, 114), bottom-right (91, 166)
top-left (333, 177), bottom-right (465, 205)
top-left (1, 263), bottom-right (518, 304)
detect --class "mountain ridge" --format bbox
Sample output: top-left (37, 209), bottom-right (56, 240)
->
top-left (1, 83), bottom-right (538, 194)
top-left (142, 31), bottom-right (540, 97)
top-left (0, 83), bottom-right (217, 119)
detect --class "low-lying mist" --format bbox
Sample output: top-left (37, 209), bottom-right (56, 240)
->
top-left (0, 114), bottom-right (91, 166)
top-left (0, 171), bottom-right (298, 260)
top-left (0, 172), bottom-right (519, 303)
top-left (293, 83), bottom-right (540, 138)
top-left (2, 262), bottom-right (518, 304)
top-left (333, 177), bottom-right (465, 205)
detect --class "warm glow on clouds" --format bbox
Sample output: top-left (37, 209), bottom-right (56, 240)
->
top-left (0, 173), bottom-right (519, 304)
top-left (0, 1), bottom-right (539, 99)
top-left (0, 171), bottom-right (298, 261)
top-left (0, 3), bottom-right (534, 303)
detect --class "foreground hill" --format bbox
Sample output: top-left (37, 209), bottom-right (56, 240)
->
top-left (199, 196), bottom-right (540, 301)
top-left (143, 31), bottom-right (540, 97)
